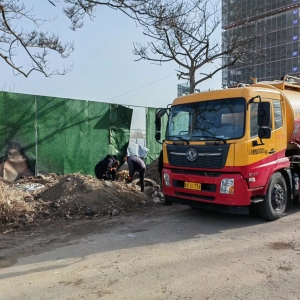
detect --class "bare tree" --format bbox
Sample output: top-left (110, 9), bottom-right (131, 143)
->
top-left (0, 0), bottom-right (194, 77)
top-left (62, 0), bottom-right (190, 30)
top-left (133, 0), bottom-right (257, 94)
top-left (0, 0), bottom-right (210, 77)
top-left (0, 1), bottom-right (74, 77)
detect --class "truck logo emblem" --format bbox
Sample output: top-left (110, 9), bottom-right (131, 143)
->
top-left (186, 148), bottom-right (197, 161)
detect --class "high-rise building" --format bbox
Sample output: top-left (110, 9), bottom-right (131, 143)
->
top-left (177, 83), bottom-right (200, 96)
top-left (222, 0), bottom-right (300, 87)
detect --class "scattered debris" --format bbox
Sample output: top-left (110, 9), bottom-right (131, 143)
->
top-left (14, 183), bottom-right (46, 194)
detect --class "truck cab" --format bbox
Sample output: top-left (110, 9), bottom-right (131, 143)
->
top-left (156, 76), bottom-right (300, 220)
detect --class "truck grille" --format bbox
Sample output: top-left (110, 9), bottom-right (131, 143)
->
top-left (167, 144), bottom-right (229, 169)
top-left (170, 155), bottom-right (221, 167)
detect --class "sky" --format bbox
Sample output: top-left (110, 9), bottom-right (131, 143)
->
top-left (0, 1), bottom-right (222, 129)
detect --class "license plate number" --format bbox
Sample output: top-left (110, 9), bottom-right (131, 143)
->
top-left (184, 182), bottom-right (201, 190)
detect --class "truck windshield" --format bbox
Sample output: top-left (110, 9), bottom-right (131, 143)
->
top-left (166, 98), bottom-right (245, 141)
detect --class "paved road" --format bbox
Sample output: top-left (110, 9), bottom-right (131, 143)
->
top-left (1, 204), bottom-right (300, 300)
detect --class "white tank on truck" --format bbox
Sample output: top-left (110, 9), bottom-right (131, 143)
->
top-left (252, 77), bottom-right (300, 150)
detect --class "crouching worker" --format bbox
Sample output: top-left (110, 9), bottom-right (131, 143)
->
top-left (94, 155), bottom-right (119, 181)
top-left (110, 159), bottom-right (120, 180)
top-left (124, 155), bottom-right (146, 192)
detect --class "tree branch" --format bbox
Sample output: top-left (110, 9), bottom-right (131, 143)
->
top-left (0, 1), bottom-right (74, 77)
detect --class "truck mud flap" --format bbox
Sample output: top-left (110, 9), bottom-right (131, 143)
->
top-left (169, 197), bottom-right (249, 215)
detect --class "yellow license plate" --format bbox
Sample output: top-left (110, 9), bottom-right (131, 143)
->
top-left (184, 182), bottom-right (201, 190)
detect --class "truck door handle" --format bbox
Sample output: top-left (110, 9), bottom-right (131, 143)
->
top-left (269, 149), bottom-right (276, 154)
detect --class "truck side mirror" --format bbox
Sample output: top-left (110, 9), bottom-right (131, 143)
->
top-left (257, 102), bottom-right (271, 127)
top-left (155, 108), bottom-right (167, 141)
top-left (258, 127), bottom-right (271, 139)
top-left (155, 132), bottom-right (161, 141)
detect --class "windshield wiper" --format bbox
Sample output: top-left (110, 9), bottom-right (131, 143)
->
top-left (192, 135), bottom-right (227, 144)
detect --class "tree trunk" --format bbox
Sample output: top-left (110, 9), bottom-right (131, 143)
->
top-left (189, 71), bottom-right (196, 94)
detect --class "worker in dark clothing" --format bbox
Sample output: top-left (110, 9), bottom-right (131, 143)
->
top-left (124, 155), bottom-right (146, 192)
top-left (110, 160), bottom-right (120, 180)
top-left (94, 155), bottom-right (119, 181)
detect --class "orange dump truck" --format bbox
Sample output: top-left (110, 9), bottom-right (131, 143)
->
top-left (155, 75), bottom-right (300, 221)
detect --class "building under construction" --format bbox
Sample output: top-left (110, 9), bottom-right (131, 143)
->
top-left (222, 0), bottom-right (300, 87)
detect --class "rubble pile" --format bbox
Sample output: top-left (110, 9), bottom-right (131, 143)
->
top-left (37, 174), bottom-right (153, 219)
top-left (145, 158), bottom-right (161, 185)
top-left (0, 158), bottom-right (164, 233)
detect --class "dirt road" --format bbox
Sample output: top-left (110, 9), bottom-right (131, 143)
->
top-left (1, 204), bottom-right (300, 300)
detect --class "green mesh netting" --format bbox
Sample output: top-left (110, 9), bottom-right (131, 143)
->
top-left (0, 92), bottom-right (36, 173)
top-left (0, 92), bottom-right (132, 177)
top-left (109, 104), bottom-right (133, 162)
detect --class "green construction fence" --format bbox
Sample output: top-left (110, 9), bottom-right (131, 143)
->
top-left (0, 92), bottom-right (132, 177)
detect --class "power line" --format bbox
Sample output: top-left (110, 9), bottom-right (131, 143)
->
top-left (107, 72), bottom-right (176, 101)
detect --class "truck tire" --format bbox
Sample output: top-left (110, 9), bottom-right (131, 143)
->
top-left (163, 195), bottom-right (173, 206)
top-left (258, 172), bottom-right (287, 221)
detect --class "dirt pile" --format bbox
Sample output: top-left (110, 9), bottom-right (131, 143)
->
top-left (0, 167), bottom-right (164, 233)
top-left (37, 174), bottom-right (153, 219)
top-left (145, 158), bottom-right (161, 185)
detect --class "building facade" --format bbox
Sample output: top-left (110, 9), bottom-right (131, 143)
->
top-left (177, 83), bottom-right (200, 96)
top-left (222, 0), bottom-right (300, 87)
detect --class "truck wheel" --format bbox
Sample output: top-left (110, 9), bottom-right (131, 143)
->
top-left (258, 173), bottom-right (287, 221)
top-left (163, 195), bottom-right (173, 206)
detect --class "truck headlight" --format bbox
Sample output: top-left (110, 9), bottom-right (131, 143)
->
top-left (220, 178), bottom-right (234, 194)
top-left (163, 173), bottom-right (171, 186)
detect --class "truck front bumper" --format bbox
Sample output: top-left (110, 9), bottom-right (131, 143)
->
top-left (162, 169), bottom-right (251, 207)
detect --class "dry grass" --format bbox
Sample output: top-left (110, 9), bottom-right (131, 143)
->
top-left (116, 170), bottom-right (129, 181)
top-left (0, 181), bottom-right (36, 233)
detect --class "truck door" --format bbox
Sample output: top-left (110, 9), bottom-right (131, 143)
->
top-left (248, 100), bottom-right (277, 189)
top-left (273, 100), bottom-right (286, 160)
